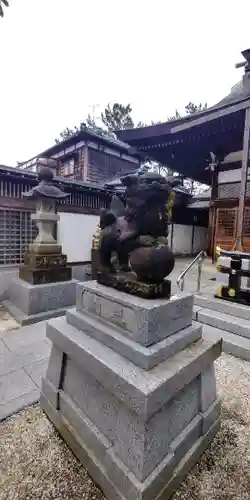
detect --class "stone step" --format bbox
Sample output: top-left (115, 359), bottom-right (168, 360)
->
top-left (196, 321), bottom-right (250, 362)
top-left (197, 307), bottom-right (250, 339)
top-left (67, 308), bottom-right (202, 370)
top-left (194, 294), bottom-right (250, 320)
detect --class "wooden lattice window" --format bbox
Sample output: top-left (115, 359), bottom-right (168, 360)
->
top-left (216, 209), bottom-right (237, 238)
top-left (0, 210), bottom-right (37, 265)
top-left (243, 208), bottom-right (250, 238)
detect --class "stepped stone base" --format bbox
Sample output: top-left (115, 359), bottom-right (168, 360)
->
top-left (194, 293), bottom-right (250, 361)
top-left (4, 279), bottom-right (76, 325)
top-left (41, 281), bottom-right (221, 500)
top-left (41, 391), bottom-right (220, 500)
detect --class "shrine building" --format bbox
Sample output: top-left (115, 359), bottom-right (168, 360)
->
top-left (117, 49), bottom-right (250, 260)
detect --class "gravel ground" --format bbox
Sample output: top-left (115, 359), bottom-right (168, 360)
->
top-left (1, 353), bottom-right (250, 500)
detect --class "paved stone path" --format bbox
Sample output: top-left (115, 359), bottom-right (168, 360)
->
top-left (0, 321), bottom-right (50, 420)
top-left (0, 258), bottom-right (217, 421)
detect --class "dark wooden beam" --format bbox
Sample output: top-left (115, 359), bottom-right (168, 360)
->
top-left (0, 197), bottom-right (35, 211)
top-left (234, 108), bottom-right (250, 250)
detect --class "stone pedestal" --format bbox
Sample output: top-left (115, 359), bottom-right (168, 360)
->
top-left (216, 255), bottom-right (250, 304)
top-left (4, 279), bottom-right (76, 326)
top-left (4, 238), bottom-right (75, 325)
top-left (19, 251), bottom-right (72, 285)
top-left (41, 281), bottom-right (222, 500)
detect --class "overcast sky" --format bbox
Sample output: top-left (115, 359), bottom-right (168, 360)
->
top-left (0, 0), bottom-right (249, 166)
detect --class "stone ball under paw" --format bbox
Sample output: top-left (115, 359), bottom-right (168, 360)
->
top-left (129, 246), bottom-right (175, 282)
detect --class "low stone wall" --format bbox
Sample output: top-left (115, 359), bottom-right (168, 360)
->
top-left (0, 268), bottom-right (19, 301)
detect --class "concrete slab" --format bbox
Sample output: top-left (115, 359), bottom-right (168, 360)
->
top-left (0, 388), bottom-right (40, 421)
top-left (0, 340), bottom-right (50, 376)
top-left (1, 321), bottom-right (47, 349)
top-left (0, 338), bottom-right (9, 354)
top-left (0, 318), bottom-right (51, 420)
top-left (0, 368), bottom-right (37, 404)
top-left (24, 359), bottom-right (49, 387)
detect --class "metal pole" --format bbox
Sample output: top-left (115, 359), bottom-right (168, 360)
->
top-left (197, 257), bottom-right (202, 293)
top-left (234, 107), bottom-right (250, 251)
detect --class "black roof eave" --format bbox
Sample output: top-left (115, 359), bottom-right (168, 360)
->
top-left (23, 129), bottom-right (141, 164)
top-left (0, 164), bottom-right (109, 194)
top-left (117, 96), bottom-right (250, 143)
top-left (115, 98), bottom-right (250, 184)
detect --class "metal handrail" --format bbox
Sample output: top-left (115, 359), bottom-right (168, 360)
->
top-left (176, 249), bottom-right (207, 293)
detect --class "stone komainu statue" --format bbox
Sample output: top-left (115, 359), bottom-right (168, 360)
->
top-left (98, 172), bottom-right (179, 283)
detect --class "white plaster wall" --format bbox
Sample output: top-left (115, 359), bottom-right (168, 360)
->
top-left (58, 213), bottom-right (99, 262)
top-left (168, 224), bottom-right (172, 249)
top-left (192, 226), bottom-right (208, 254)
top-left (58, 213), bottom-right (208, 262)
top-left (218, 167), bottom-right (250, 184)
top-left (172, 224), bottom-right (193, 255)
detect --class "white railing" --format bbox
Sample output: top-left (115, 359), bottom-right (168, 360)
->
top-left (176, 249), bottom-right (207, 293)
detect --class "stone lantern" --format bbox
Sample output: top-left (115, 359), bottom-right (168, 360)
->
top-left (19, 167), bottom-right (72, 284)
top-left (4, 167), bottom-right (76, 325)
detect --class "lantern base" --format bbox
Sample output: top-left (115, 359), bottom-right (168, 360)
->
top-left (19, 251), bottom-right (72, 285)
top-left (4, 279), bottom-right (76, 326)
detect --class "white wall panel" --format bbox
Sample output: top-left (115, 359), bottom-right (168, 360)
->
top-left (218, 167), bottom-right (250, 184)
top-left (172, 225), bottom-right (193, 255)
top-left (193, 226), bottom-right (207, 253)
top-left (58, 213), bottom-right (99, 262)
